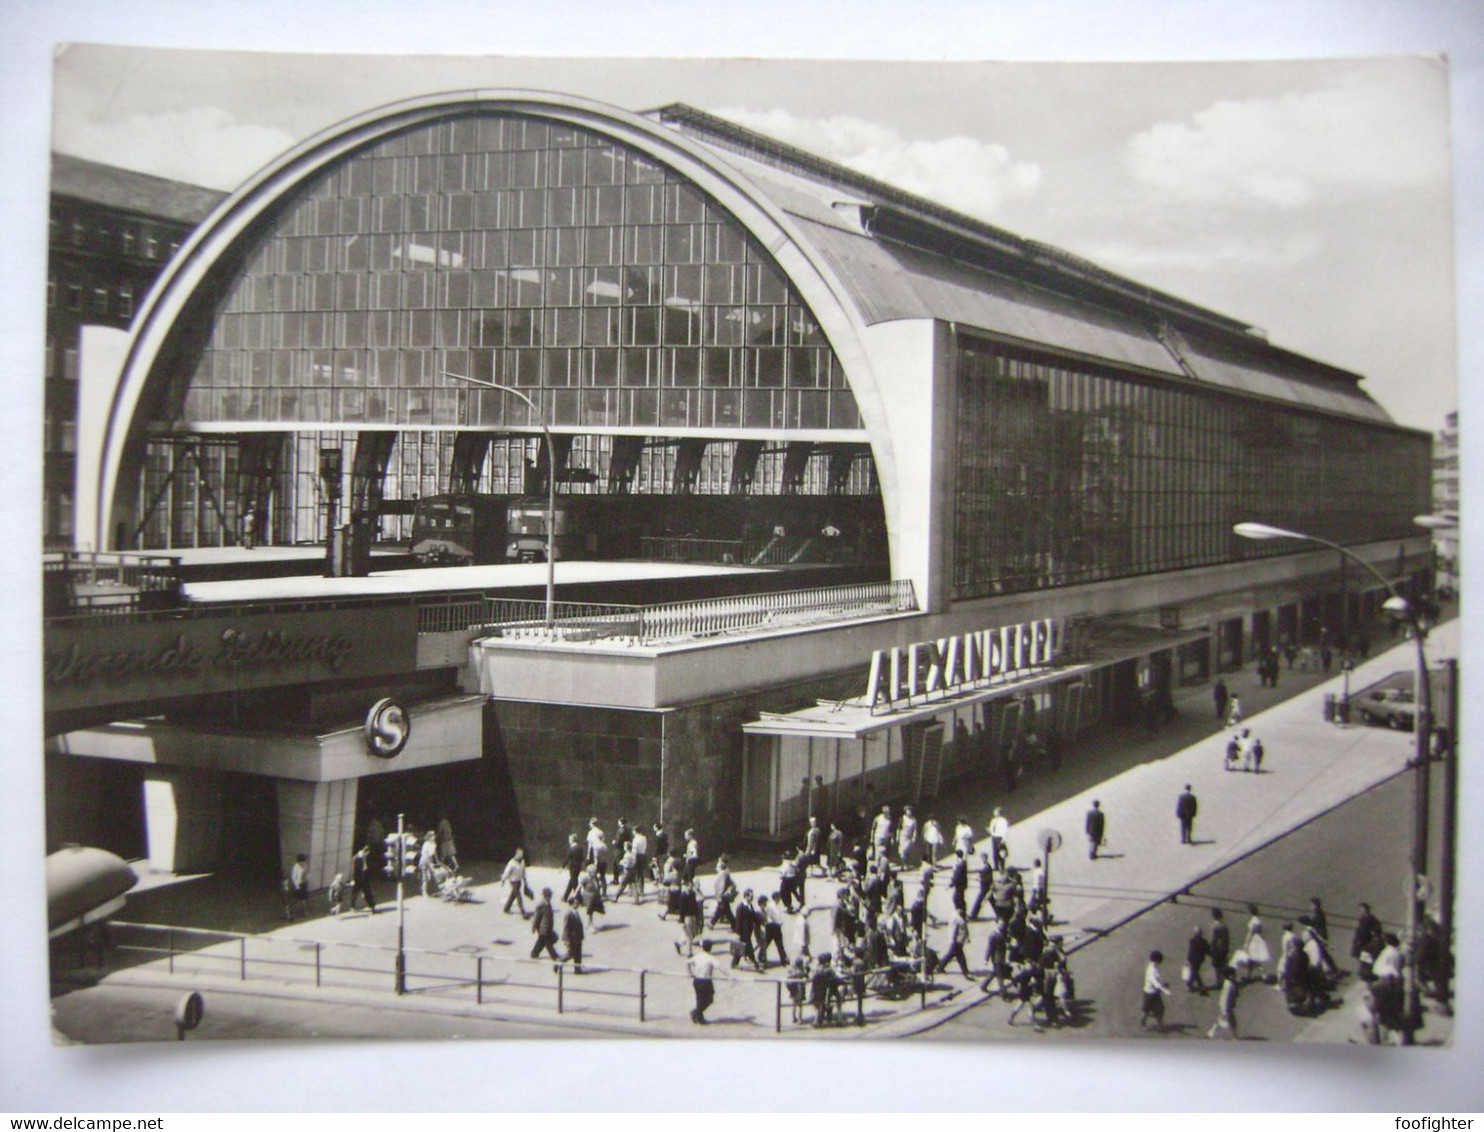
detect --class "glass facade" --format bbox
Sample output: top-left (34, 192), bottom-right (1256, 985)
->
top-left (952, 336), bottom-right (1433, 601)
top-left (181, 114), bottom-right (860, 434)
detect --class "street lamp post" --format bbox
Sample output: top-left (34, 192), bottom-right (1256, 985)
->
top-left (1233, 520), bottom-right (1434, 1044)
top-left (443, 372), bottom-right (556, 631)
top-left (1414, 512), bottom-right (1459, 1017)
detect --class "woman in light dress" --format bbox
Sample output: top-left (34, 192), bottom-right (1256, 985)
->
top-left (922, 817), bottom-right (945, 868)
top-left (1242, 903), bottom-right (1271, 982)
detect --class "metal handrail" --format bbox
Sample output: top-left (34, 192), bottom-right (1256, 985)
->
top-left (636, 579), bottom-right (915, 644)
top-left (479, 579), bottom-right (917, 646)
top-left (639, 536), bottom-right (746, 563)
top-left (107, 921), bottom-right (945, 1029)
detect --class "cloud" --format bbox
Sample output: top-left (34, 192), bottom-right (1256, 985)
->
top-left (710, 106), bottom-right (1041, 221)
top-left (1074, 230), bottom-right (1323, 275)
top-left (1125, 73), bottom-right (1449, 210)
top-left (60, 106), bottom-right (296, 192)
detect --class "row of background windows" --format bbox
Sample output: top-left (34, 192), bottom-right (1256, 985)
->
top-left (192, 344), bottom-right (840, 390)
top-left (209, 288), bottom-right (821, 344)
top-left (225, 257), bottom-right (796, 307)
top-left (50, 209), bottom-right (181, 261)
top-left (180, 384), bottom-right (860, 431)
top-left (47, 277), bottom-right (133, 318)
top-left (952, 339), bottom-right (1432, 601)
top-left (182, 112), bottom-right (856, 432)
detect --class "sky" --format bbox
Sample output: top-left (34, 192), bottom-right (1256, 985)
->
top-left (48, 45), bottom-right (1457, 432)
top-left (5, 0), bottom-right (1483, 1116)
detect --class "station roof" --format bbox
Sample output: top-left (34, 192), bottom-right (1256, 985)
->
top-left (180, 558), bottom-right (773, 605)
top-left (652, 104), bottom-right (1396, 427)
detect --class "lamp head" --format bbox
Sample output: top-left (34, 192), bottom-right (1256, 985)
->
top-left (1381, 595), bottom-right (1411, 617)
top-left (1233, 522), bottom-right (1299, 541)
top-left (1414, 513), bottom-right (1458, 531)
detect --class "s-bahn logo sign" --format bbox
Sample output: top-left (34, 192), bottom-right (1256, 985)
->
top-left (867, 617), bottom-right (1062, 712)
top-left (364, 698), bottom-right (411, 759)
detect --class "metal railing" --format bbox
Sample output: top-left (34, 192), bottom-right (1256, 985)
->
top-left (43, 551), bottom-right (183, 615)
top-left (636, 579), bottom-right (914, 643)
top-left (107, 921), bottom-right (944, 1032)
top-left (472, 579), bottom-right (918, 646)
top-left (415, 593), bottom-right (505, 635)
top-left (638, 535), bottom-right (848, 566)
top-left (640, 536), bottom-right (747, 563)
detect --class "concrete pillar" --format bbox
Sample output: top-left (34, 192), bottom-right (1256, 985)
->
top-left (858, 319), bottom-right (948, 612)
top-left (276, 778), bottom-right (359, 891)
top-left (142, 767), bottom-right (225, 874)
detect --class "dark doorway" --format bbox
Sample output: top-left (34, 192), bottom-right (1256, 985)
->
top-left (355, 758), bottom-right (503, 864)
top-left (218, 772), bottom-right (280, 879)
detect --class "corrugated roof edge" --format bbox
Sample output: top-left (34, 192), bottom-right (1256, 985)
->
top-left (645, 105), bottom-right (1254, 326)
top-left (647, 102), bottom-right (1382, 400)
top-left (51, 152), bottom-right (226, 226)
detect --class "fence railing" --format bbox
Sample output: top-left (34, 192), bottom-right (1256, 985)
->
top-left (636, 579), bottom-right (914, 644)
top-left (471, 579), bottom-right (918, 646)
top-left (44, 551), bottom-right (184, 614)
top-left (637, 535), bottom-right (847, 566)
top-left (639, 536), bottom-right (747, 563)
top-left (107, 921), bottom-right (940, 1032)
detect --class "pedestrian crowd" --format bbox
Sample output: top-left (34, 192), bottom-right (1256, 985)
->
top-left (466, 804), bottom-right (1086, 1029)
top-left (1138, 892), bottom-right (1445, 1043)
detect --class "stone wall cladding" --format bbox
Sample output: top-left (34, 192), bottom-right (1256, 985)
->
top-left (488, 670), bottom-right (860, 865)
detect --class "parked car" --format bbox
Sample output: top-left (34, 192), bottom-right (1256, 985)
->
top-left (1355, 687), bottom-right (1416, 730)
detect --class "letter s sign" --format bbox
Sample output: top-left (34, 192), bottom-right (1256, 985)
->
top-left (364, 698), bottom-right (411, 758)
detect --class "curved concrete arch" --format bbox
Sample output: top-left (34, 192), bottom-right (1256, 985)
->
top-left (96, 89), bottom-right (910, 583)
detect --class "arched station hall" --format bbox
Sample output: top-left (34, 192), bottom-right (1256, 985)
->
top-left (46, 91), bottom-right (1433, 888)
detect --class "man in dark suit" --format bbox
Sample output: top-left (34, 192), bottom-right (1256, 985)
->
top-left (530, 887), bottom-right (559, 960)
top-left (561, 834), bottom-right (585, 902)
top-left (731, 890), bottom-right (762, 971)
top-left (1176, 785), bottom-right (1199, 844)
top-left (351, 845), bottom-right (378, 914)
top-left (968, 852), bottom-right (994, 920)
top-left (948, 850), bottom-right (969, 915)
top-left (1352, 902), bottom-right (1383, 963)
top-left (1085, 800), bottom-right (1106, 859)
top-left (1209, 907), bottom-right (1231, 975)
top-left (561, 897), bottom-right (585, 972)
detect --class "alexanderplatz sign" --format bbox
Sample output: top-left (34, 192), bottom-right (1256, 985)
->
top-left (866, 617), bottom-right (1062, 714)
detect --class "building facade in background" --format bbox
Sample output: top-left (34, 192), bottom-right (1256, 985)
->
top-left (45, 156), bottom-right (224, 547)
top-left (1433, 410), bottom-right (1459, 595)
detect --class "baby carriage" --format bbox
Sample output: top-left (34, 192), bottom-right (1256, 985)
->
top-left (434, 864), bottom-right (474, 903)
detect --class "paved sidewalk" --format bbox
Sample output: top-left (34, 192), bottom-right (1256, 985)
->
top-left (993, 621), bottom-right (1454, 949)
top-left (92, 620), bottom-right (1455, 1040)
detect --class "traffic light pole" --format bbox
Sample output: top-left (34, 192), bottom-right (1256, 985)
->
top-left (395, 811), bottom-right (407, 995)
top-left (1437, 657), bottom-right (1457, 1015)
